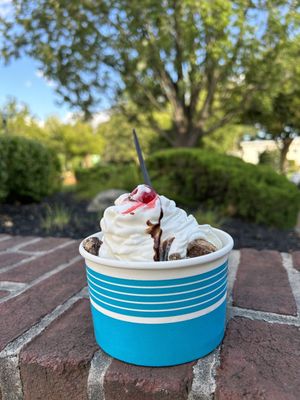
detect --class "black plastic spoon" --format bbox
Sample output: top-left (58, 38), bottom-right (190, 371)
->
top-left (132, 129), bottom-right (152, 187)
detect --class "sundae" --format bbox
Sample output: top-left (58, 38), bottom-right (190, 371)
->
top-left (83, 184), bottom-right (222, 261)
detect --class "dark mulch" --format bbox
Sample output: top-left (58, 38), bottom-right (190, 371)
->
top-left (0, 192), bottom-right (99, 240)
top-left (221, 218), bottom-right (300, 252)
top-left (0, 192), bottom-right (299, 252)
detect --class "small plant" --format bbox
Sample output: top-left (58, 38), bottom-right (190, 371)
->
top-left (193, 209), bottom-right (224, 229)
top-left (41, 205), bottom-right (71, 232)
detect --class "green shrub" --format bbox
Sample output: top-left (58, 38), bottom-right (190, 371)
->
top-left (0, 135), bottom-right (61, 202)
top-left (75, 162), bottom-right (141, 199)
top-left (0, 139), bottom-right (9, 201)
top-left (148, 148), bottom-right (300, 229)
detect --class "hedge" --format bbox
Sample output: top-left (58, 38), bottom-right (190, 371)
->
top-left (148, 148), bottom-right (300, 229)
top-left (75, 163), bottom-right (141, 198)
top-left (0, 135), bottom-right (61, 202)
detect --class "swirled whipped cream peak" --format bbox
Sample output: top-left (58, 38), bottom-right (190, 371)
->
top-left (86, 184), bottom-right (222, 262)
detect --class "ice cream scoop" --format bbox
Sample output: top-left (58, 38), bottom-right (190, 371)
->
top-left (97, 184), bottom-right (222, 261)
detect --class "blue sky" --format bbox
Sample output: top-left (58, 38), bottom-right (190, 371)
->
top-left (0, 0), bottom-right (73, 120)
top-left (0, 56), bottom-right (73, 120)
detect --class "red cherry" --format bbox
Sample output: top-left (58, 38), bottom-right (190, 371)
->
top-left (129, 185), bottom-right (157, 204)
top-left (140, 188), bottom-right (157, 203)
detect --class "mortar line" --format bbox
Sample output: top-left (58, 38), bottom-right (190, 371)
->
top-left (227, 250), bottom-right (240, 306)
top-left (0, 255), bottom-right (81, 304)
top-left (0, 238), bottom-right (41, 256)
top-left (0, 282), bottom-right (27, 291)
top-left (0, 287), bottom-right (88, 400)
top-left (0, 239), bottom-right (76, 273)
top-left (188, 250), bottom-right (240, 400)
top-left (188, 348), bottom-right (220, 400)
top-left (228, 305), bottom-right (300, 326)
top-left (0, 236), bottom-right (10, 243)
top-left (11, 238), bottom-right (74, 255)
top-left (5, 237), bottom-right (41, 252)
top-left (87, 349), bottom-right (112, 400)
top-left (281, 252), bottom-right (300, 320)
top-left (0, 237), bottom-right (75, 256)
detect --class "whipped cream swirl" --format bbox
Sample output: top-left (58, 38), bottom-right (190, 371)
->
top-left (98, 185), bottom-right (222, 261)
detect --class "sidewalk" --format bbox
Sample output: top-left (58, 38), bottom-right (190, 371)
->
top-left (0, 234), bottom-right (299, 400)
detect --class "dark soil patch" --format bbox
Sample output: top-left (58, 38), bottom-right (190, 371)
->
top-left (0, 192), bottom-right (299, 252)
top-left (221, 218), bottom-right (300, 252)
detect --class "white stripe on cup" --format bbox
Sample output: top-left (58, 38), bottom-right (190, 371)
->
top-left (89, 285), bottom-right (227, 313)
top-left (90, 293), bottom-right (227, 324)
top-left (88, 279), bottom-right (227, 305)
top-left (87, 269), bottom-right (227, 297)
top-left (86, 263), bottom-right (227, 290)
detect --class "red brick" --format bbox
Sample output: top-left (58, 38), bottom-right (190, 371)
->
top-left (104, 359), bottom-right (195, 400)
top-left (0, 237), bottom-right (36, 252)
top-left (233, 249), bottom-right (297, 315)
top-left (0, 259), bottom-right (86, 351)
top-left (0, 252), bottom-right (31, 269)
top-left (215, 317), bottom-right (300, 400)
top-left (0, 241), bottom-right (80, 283)
top-left (0, 290), bottom-right (9, 298)
top-left (292, 251), bottom-right (300, 272)
top-left (20, 299), bottom-right (97, 400)
top-left (21, 237), bottom-right (71, 252)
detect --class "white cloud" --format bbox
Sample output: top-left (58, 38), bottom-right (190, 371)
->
top-left (62, 110), bottom-right (110, 127)
top-left (35, 69), bottom-right (56, 88)
top-left (63, 111), bottom-right (76, 124)
top-left (91, 111), bottom-right (110, 128)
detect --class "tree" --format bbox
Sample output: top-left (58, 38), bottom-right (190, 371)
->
top-left (44, 117), bottom-right (105, 170)
top-left (0, 98), bottom-right (45, 139)
top-left (243, 36), bottom-right (300, 174)
top-left (247, 90), bottom-right (300, 173)
top-left (0, 99), bottom-right (104, 171)
top-left (1, 1), bottom-right (299, 146)
top-left (202, 123), bottom-right (257, 154)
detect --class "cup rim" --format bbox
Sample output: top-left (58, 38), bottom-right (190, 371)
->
top-left (79, 228), bottom-right (234, 270)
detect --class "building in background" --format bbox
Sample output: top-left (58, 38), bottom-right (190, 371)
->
top-left (238, 137), bottom-right (300, 168)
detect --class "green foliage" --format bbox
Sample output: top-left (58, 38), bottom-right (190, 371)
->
top-left (193, 209), bottom-right (224, 229)
top-left (2, 1), bottom-right (299, 145)
top-left (44, 117), bottom-right (104, 170)
top-left (41, 204), bottom-right (71, 231)
top-left (0, 135), bottom-right (61, 202)
top-left (0, 139), bottom-right (9, 201)
top-left (96, 113), bottom-right (156, 163)
top-left (259, 150), bottom-right (280, 171)
top-left (148, 149), bottom-right (300, 229)
top-left (245, 53), bottom-right (300, 173)
top-left (75, 163), bottom-right (141, 199)
top-left (0, 99), bottom-right (104, 172)
top-left (202, 124), bottom-right (257, 153)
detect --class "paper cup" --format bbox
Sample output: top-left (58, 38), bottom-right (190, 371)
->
top-left (79, 228), bottom-right (233, 366)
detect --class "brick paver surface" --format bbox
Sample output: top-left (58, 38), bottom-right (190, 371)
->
top-left (292, 251), bottom-right (300, 271)
top-left (233, 249), bottom-right (297, 315)
top-left (20, 299), bottom-right (98, 400)
top-left (0, 236), bottom-right (299, 400)
top-left (215, 317), bottom-right (300, 400)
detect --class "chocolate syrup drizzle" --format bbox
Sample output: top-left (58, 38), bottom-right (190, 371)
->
top-left (146, 209), bottom-right (163, 261)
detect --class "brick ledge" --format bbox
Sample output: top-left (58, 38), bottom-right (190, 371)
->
top-left (0, 235), bottom-right (299, 400)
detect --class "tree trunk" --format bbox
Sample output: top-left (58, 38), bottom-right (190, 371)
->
top-left (172, 125), bottom-right (203, 147)
top-left (279, 138), bottom-right (293, 174)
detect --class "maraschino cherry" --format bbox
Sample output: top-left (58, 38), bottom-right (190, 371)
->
top-left (129, 184), bottom-right (157, 204)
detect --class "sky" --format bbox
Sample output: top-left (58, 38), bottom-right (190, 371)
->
top-left (0, 1), bottom-right (111, 122)
top-left (0, 0), bottom-right (73, 121)
top-left (0, 56), bottom-right (74, 120)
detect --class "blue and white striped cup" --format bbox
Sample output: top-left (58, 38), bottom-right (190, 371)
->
top-left (79, 228), bottom-right (233, 367)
